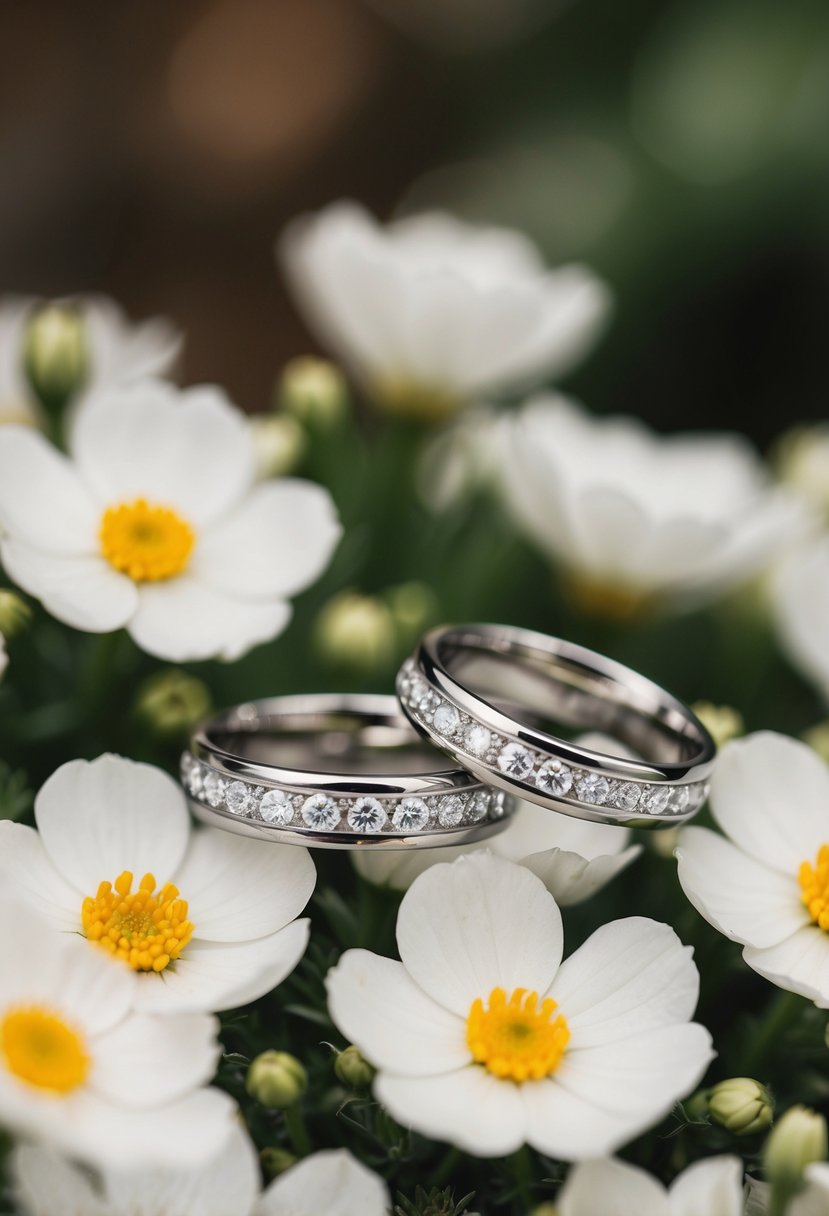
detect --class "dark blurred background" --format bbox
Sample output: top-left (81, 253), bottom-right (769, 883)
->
top-left (1, 0), bottom-right (827, 445)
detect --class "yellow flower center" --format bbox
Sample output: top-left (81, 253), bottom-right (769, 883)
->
top-left (466, 986), bottom-right (570, 1082)
top-left (1, 1005), bottom-right (90, 1094)
top-left (799, 845), bottom-right (829, 931)
top-left (99, 498), bottom-right (195, 582)
top-left (81, 870), bottom-right (195, 973)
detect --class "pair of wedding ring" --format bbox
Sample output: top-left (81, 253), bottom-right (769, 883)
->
top-left (181, 624), bottom-right (716, 851)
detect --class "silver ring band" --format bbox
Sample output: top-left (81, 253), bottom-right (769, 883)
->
top-left (396, 624), bottom-right (716, 828)
top-left (182, 693), bottom-right (515, 850)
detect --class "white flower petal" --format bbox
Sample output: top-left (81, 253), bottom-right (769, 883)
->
top-left (375, 1065), bottom-right (527, 1157)
top-left (0, 426), bottom-right (97, 553)
top-left (0, 822), bottom-right (84, 931)
top-left (669, 1155), bottom-right (744, 1216)
top-left (0, 900), bottom-right (133, 1035)
top-left (396, 852), bottom-right (564, 1017)
top-left (91, 1011), bottom-right (221, 1108)
top-left (194, 479), bottom-right (341, 600)
top-left (11, 1143), bottom-right (109, 1216)
top-left (743, 924), bottom-right (829, 1005)
top-left (35, 755), bottom-right (190, 896)
top-left (326, 950), bottom-right (469, 1076)
top-left (555, 1024), bottom-right (713, 1123)
top-left (521, 1078), bottom-right (653, 1160)
top-left (73, 382), bottom-right (255, 527)
top-left (494, 796), bottom-right (633, 863)
top-left (174, 828), bottom-right (315, 942)
top-left (676, 826), bottom-right (808, 948)
top-left (353, 844), bottom-right (472, 891)
top-left (525, 845), bottom-right (641, 907)
top-left (549, 918), bottom-right (700, 1046)
top-left (558, 1157), bottom-right (670, 1216)
top-left (710, 733), bottom-right (829, 873)
top-left (129, 577), bottom-right (291, 662)
top-left (257, 1149), bottom-right (389, 1216)
top-left (0, 539), bottom-right (138, 633)
top-left (131, 920), bottom-right (310, 1014)
top-left (774, 540), bottom-right (829, 703)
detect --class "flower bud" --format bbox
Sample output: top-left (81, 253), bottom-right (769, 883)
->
top-left (278, 356), bottom-right (347, 430)
top-left (775, 424), bottom-right (829, 520)
top-left (385, 581), bottom-right (438, 645)
top-left (709, 1077), bottom-right (774, 1136)
top-left (765, 1105), bottom-right (828, 1193)
top-left (23, 302), bottom-right (88, 408)
top-left (0, 591), bottom-right (31, 639)
top-left (529, 1206), bottom-right (559, 1216)
top-left (134, 669), bottom-right (211, 738)
top-left (692, 702), bottom-right (745, 749)
top-left (334, 1045), bottom-right (376, 1089)
top-left (315, 590), bottom-right (396, 673)
top-left (246, 1050), bottom-right (308, 1109)
top-left (259, 1146), bottom-right (297, 1179)
top-left (250, 413), bottom-right (307, 479)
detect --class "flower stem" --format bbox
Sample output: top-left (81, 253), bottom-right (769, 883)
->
top-left (284, 1103), bottom-right (311, 1158)
top-left (740, 990), bottom-right (805, 1077)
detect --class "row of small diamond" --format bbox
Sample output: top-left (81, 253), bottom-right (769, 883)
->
top-left (180, 753), bottom-right (507, 835)
top-left (397, 662), bottom-right (707, 819)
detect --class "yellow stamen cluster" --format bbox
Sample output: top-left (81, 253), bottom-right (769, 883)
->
top-left (99, 498), bottom-right (195, 582)
top-left (799, 845), bottom-right (829, 931)
top-left (82, 870), bottom-right (195, 973)
top-left (466, 986), bottom-right (570, 1082)
top-left (1, 1005), bottom-right (90, 1093)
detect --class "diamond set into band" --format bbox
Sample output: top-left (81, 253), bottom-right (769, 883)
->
top-left (181, 752), bottom-right (509, 838)
top-left (397, 661), bottom-right (708, 820)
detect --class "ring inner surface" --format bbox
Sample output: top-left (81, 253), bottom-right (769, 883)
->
top-left (209, 715), bottom-right (456, 777)
top-left (437, 634), bottom-right (700, 765)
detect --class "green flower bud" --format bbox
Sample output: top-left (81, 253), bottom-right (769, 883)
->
top-left (246, 1050), bottom-right (307, 1109)
top-left (250, 414), bottom-right (307, 479)
top-left (385, 581), bottom-right (439, 644)
top-left (709, 1077), bottom-right (774, 1136)
top-left (23, 303), bottom-right (89, 409)
top-left (315, 590), bottom-right (396, 673)
top-left (259, 1146), bottom-right (297, 1179)
top-left (692, 702), bottom-right (745, 749)
top-left (0, 591), bottom-right (31, 639)
top-left (278, 356), bottom-right (347, 430)
top-left (529, 1206), bottom-right (559, 1216)
top-left (134, 669), bottom-right (211, 738)
top-left (334, 1044), bottom-right (376, 1089)
top-left (765, 1105), bottom-right (828, 1193)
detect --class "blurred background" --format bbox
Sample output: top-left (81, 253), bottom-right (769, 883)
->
top-left (2, 0), bottom-right (828, 444)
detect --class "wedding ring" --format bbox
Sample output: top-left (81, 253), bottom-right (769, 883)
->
top-left (181, 693), bottom-right (515, 849)
top-left (396, 624), bottom-right (716, 828)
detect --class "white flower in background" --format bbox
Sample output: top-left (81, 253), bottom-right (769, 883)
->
top-left (558, 1155), bottom-right (745, 1216)
top-left (0, 295), bottom-right (181, 427)
top-left (0, 754), bottom-right (316, 1014)
top-left (0, 380), bottom-right (341, 661)
top-left (12, 1133), bottom-right (389, 1216)
top-left (775, 424), bottom-right (829, 522)
top-left (280, 202), bottom-right (611, 423)
top-left (499, 395), bottom-right (808, 617)
top-left (0, 632), bottom-right (6, 682)
top-left (746, 1167), bottom-right (829, 1216)
top-left (354, 734), bottom-right (641, 903)
top-left (676, 732), bottom-right (829, 1005)
top-left (774, 540), bottom-right (829, 703)
top-left (327, 851), bottom-right (712, 1159)
top-left (0, 894), bottom-right (233, 1170)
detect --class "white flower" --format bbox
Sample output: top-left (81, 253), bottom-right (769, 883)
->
top-left (327, 851), bottom-right (712, 1159)
top-left (774, 539), bottom-right (829, 703)
top-left (676, 731), bottom-right (829, 1005)
top-left (775, 424), bottom-right (829, 522)
top-left (0, 295), bottom-right (181, 427)
top-left (280, 202), bottom-right (610, 421)
top-left (0, 379), bottom-right (341, 661)
top-left (12, 1133), bottom-right (389, 1216)
top-left (0, 754), bottom-right (316, 1014)
top-left (558, 1155), bottom-right (744, 1216)
top-left (746, 1166), bottom-right (829, 1216)
top-left (0, 894), bottom-right (234, 1170)
top-left (499, 395), bottom-right (808, 615)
